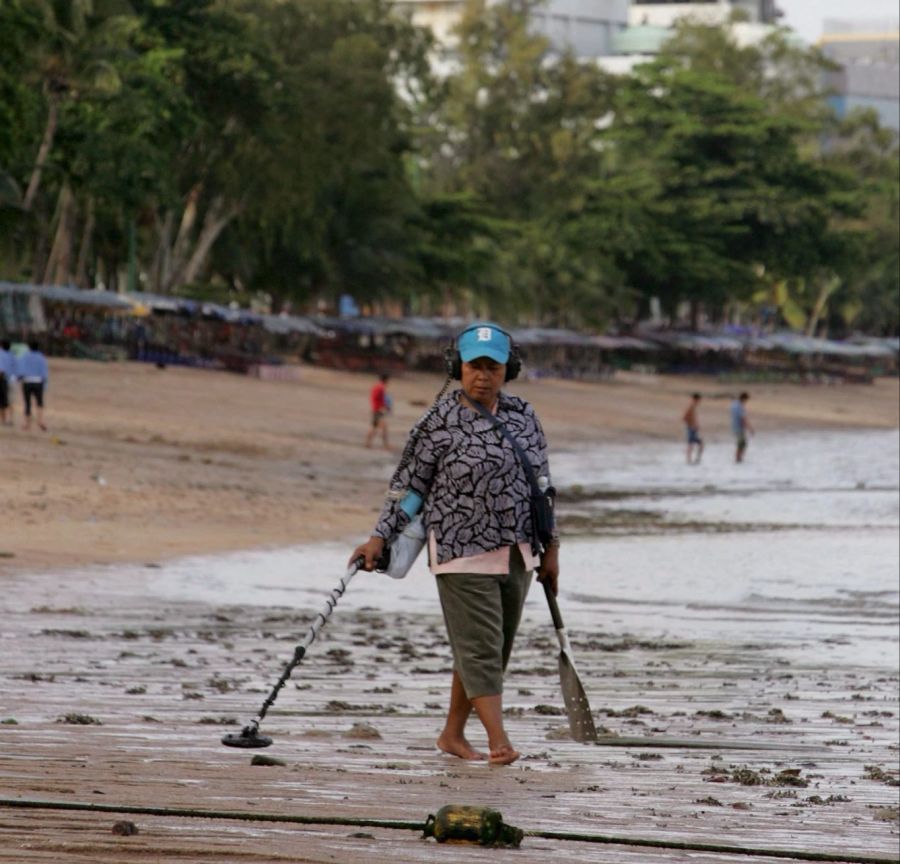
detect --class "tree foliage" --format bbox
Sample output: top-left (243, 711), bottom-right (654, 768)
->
top-left (0, 0), bottom-right (896, 334)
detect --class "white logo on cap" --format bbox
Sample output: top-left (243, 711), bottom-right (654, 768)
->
top-left (476, 327), bottom-right (493, 342)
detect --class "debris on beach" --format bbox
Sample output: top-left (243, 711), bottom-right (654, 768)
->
top-left (870, 805), bottom-right (900, 822)
top-left (702, 765), bottom-right (810, 788)
top-left (251, 754), bottom-right (287, 767)
top-left (603, 705), bottom-right (653, 718)
top-left (56, 712), bottom-right (102, 725)
top-left (695, 709), bottom-right (733, 720)
top-left (343, 722), bottom-right (381, 739)
top-left (864, 764), bottom-right (900, 787)
top-left (111, 821), bottom-right (138, 836)
top-left (424, 805), bottom-right (523, 848)
top-left (545, 726), bottom-right (571, 740)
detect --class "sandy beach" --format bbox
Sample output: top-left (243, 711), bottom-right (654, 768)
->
top-left (1, 360), bottom-right (898, 864)
top-left (1, 358), bottom-right (897, 574)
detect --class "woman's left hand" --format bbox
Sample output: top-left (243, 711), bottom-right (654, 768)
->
top-left (536, 545), bottom-right (559, 596)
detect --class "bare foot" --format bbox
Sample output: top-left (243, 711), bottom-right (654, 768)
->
top-left (436, 734), bottom-right (486, 761)
top-left (488, 745), bottom-right (520, 766)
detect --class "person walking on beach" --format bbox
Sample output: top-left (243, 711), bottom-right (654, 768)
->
top-left (682, 393), bottom-right (703, 464)
top-left (18, 340), bottom-right (49, 432)
top-left (365, 373), bottom-right (391, 450)
top-left (0, 340), bottom-right (16, 426)
top-left (731, 392), bottom-right (753, 463)
top-left (350, 323), bottom-right (560, 766)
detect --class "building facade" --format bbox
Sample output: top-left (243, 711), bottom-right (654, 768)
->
top-left (601, 0), bottom-right (783, 76)
top-left (820, 18), bottom-right (900, 131)
top-left (393, 0), bottom-right (630, 59)
top-left (627, 0), bottom-right (780, 28)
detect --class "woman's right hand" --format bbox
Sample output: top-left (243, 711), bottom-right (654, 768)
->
top-left (349, 536), bottom-right (386, 571)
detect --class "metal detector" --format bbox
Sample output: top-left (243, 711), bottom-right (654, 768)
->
top-left (222, 558), bottom-right (362, 749)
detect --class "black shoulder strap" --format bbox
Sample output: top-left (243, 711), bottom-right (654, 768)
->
top-left (466, 396), bottom-right (542, 496)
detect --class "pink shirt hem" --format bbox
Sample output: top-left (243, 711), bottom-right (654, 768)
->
top-left (428, 531), bottom-right (538, 575)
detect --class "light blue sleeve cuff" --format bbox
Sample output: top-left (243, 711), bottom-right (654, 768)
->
top-left (399, 491), bottom-right (423, 518)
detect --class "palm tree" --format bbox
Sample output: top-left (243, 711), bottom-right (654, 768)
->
top-left (22, 0), bottom-right (125, 212)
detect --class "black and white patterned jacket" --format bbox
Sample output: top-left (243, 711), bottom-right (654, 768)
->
top-left (373, 389), bottom-right (552, 565)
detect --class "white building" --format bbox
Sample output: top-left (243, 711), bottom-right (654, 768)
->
top-left (393, 0), bottom-right (630, 59)
top-left (820, 18), bottom-right (900, 130)
top-left (601, 0), bottom-right (783, 75)
top-left (627, 0), bottom-right (779, 28)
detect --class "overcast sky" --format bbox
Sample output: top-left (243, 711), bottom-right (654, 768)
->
top-left (776, 0), bottom-right (900, 43)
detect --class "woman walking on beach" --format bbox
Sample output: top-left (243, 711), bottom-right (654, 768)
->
top-left (350, 323), bottom-right (560, 766)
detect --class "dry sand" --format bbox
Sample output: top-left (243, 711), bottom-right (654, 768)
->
top-left (1, 358), bottom-right (897, 574)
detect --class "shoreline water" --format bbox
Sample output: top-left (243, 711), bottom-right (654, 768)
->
top-left (12, 426), bottom-right (892, 672)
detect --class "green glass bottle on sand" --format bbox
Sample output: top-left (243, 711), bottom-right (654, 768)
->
top-left (423, 805), bottom-right (523, 847)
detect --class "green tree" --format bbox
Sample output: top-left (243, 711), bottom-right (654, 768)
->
top-left (0, 0), bottom-right (45, 273)
top-left (18, 0), bottom-right (126, 213)
top-left (824, 110), bottom-right (900, 336)
top-left (605, 26), bottom-right (863, 328)
top-left (429, 0), bottom-right (621, 324)
top-left (209, 0), bottom-right (433, 310)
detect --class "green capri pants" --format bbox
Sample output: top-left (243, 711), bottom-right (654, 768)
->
top-left (435, 546), bottom-right (533, 700)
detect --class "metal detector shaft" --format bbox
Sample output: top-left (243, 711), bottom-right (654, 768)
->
top-left (223, 559), bottom-right (361, 747)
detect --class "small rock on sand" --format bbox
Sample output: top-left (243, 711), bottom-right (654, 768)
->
top-left (344, 722), bottom-right (381, 740)
top-left (545, 726), bottom-right (571, 740)
top-left (251, 754), bottom-right (287, 767)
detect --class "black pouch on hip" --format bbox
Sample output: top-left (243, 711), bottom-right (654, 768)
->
top-left (529, 489), bottom-right (555, 549)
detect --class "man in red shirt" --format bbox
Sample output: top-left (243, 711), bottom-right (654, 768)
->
top-left (365, 373), bottom-right (391, 450)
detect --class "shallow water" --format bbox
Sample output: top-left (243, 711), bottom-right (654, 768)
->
top-left (140, 430), bottom-right (899, 671)
top-left (552, 428), bottom-right (900, 495)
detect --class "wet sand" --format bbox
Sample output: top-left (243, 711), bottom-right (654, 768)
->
top-left (1, 360), bottom-right (898, 862)
top-left (1, 562), bottom-right (898, 863)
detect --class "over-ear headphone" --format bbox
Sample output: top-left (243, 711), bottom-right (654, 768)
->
top-left (444, 323), bottom-right (522, 382)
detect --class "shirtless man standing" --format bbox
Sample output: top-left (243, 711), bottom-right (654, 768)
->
top-left (682, 392), bottom-right (703, 464)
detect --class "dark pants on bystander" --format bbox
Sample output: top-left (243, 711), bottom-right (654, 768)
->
top-left (22, 381), bottom-right (44, 416)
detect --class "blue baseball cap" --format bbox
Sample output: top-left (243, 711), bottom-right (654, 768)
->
top-left (457, 322), bottom-right (510, 365)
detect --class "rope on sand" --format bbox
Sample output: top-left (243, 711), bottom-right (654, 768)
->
top-left (525, 826), bottom-right (900, 863)
top-left (1, 798), bottom-right (897, 864)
